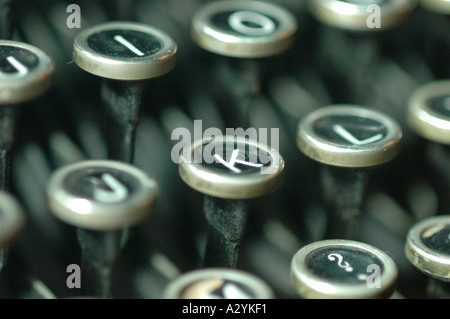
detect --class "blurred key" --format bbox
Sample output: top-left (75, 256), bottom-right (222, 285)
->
top-left (405, 215), bottom-right (450, 297)
top-left (291, 239), bottom-right (398, 298)
top-left (0, 40), bottom-right (54, 191)
top-left (408, 80), bottom-right (450, 145)
top-left (191, 0), bottom-right (297, 126)
top-left (420, 0), bottom-right (450, 14)
top-left (307, 0), bottom-right (417, 31)
top-left (405, 216), bottom-right (450, 280)
top-left (46, 160), bottom-right (158, 298)
top-left (164, 268), bottom-right (274, 299)
top-left (408, 80), bottom-right (450, 213)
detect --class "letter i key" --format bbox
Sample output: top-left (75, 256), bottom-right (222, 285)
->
top-left (73, 22), bottom-right (177, 163)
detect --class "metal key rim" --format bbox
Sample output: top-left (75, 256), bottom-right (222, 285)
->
top-left (405, 215), bottom-right (450, 282)
top-left (297, 105), bottom-right (402, 168)
top-left (0, 40), bottom-right (54, 105)
top-left (408, 80), bottom-right (450, 145)
top-left (179, 135), bottom-right (284, 199)
top-left (73, 21), bottom-right (177, 80)
top-left (47, 160), bottom-right (158, 231)
top-left (191, 0), bottom-right (298, 58)
top-left (163, 268), bottom-right (274, 299)
top-left (290, 239), bottom-right (398, 299)
top-left (307, 0), bottom-right (417, 31)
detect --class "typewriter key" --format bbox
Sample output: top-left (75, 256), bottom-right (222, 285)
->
top-left (163, 268), bottom-right (274, 299)
top-left (420, 0), bottom-right (450, 14)
top-left (408, 80), bottom-right (450, 213)
top-left (73, 21), bottom-right (176, 80)
top-left (73, 21), bottom-right (177, 162)
top-left (408, 80), bottom-right (450, 145)
top-left (191, 0), bottom-right (297, 126)
top-left (0, 40), bottom-right (54, 191)
top-left (47, 160), bottom-right (158, 297)
top-left (297, 105), bottom-right (402, 238)
top-left (291, 239), bottom-right (398, 299)
top-left (307, 0), bottom-right (417, 31)
top-left (405, 215), bottom-right (450, 283)
top-left (0, 192), bottom-right (25, 273)
top-left (191, 0), bottom-right (297, 58)
top-left (179, 135), bottom-right (284, 268)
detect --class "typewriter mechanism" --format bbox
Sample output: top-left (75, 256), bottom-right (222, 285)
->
top-left (0, 0), bottom-right (448, 300)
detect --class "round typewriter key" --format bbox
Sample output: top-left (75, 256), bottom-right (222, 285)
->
top-left (179, 135), bottom-right (284, 268)
top-left (0, 40), bottom-right (54, 105)
top-left (420, 0), bottom-right (450, 14)
top-left (297, 105), bottom-right (402, 168)
top-left (0, 41), bottom-right (54, 191)
top-left (47, 160), bottom-right (158, 297)
top-left (297, 105), bottom-right (402, 238)
top-left (405, 215), bottom-right (450, 282)
top-left (164, 268), bottom-right (274, 299)
top-left (408, 81), bottom-right (450, 216)
top-left (291, 239), bottom-right (398, 299)
top-left (191, 0), bottom-right (297, 58)
top-left (0, 192), bottom-right (25, 246)
top-left (180, 135), bottom-right (284, 199)
top-left (408, 80), bottom-right (450, 145)
top-left (73, 22), bottom-right (177, 162)
top-left (307, 0), bottom-right (417, 31)
top-left (47, 160), bottom-right (158, 231)
top-left (191, 0), bottom-right (297, 127)
top-left (73, 21), bottom-right (177, 80)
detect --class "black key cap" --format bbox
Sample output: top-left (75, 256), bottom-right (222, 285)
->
top-left (297, 105), bottom-right (402, 238)
top-left (163, 268), bottom-right (274, 299)
top-left (291, 239), bottom-right (398, 298)
top-left (73, 21), bottom-right (177, 163)
top-left (179, 135), bottom-right (284, 268)
top-left (408, 80), bottom-right (450, 213)
top-left (405, 216), bottom-right (450, 281)
top-left (46, 160), bottom-right (158, 298)
top-left (408, 80), bottom-right (450, 145)
top-left (405, 215), bottom-right (450, 297)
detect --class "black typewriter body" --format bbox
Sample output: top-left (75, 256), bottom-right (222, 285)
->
top-left (0, 0), bottom-right (448, 300)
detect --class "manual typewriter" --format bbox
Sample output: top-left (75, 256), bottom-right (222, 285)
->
top-left (0, 0), bottom-right (448, 300)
